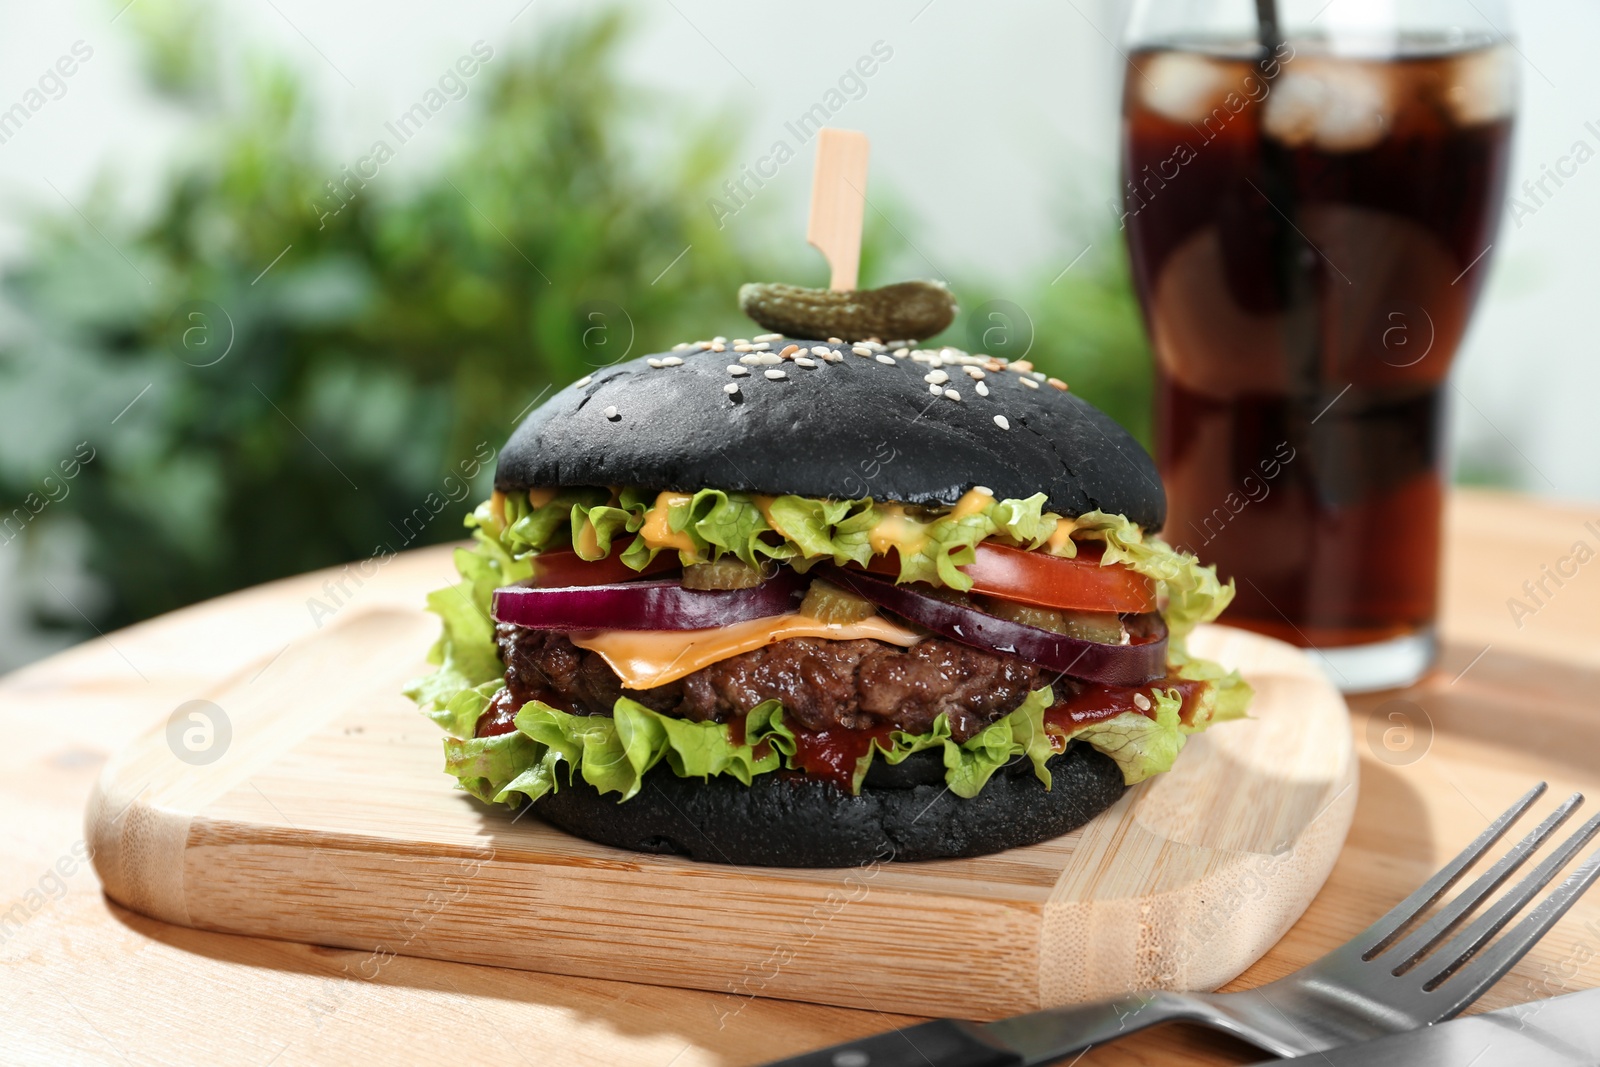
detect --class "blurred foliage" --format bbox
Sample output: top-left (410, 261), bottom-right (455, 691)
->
top-left (0, 0), bottom-right (1154, 638)
top-left (938, 244), bottom-right (1154, 447)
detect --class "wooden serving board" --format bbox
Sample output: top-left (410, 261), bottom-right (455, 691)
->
top-left (85, 609), bottom-right (1356, 1020)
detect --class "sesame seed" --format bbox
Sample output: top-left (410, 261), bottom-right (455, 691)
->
top-left (924, 370), bottom-right (950, 385)
top-left (851, 345), bottom-right (873, 357)
top-left (1133, 693), bottom-right (1152, 712)
top-left (604, 405), bottom-right (620, 421)
top-left (1021, 377), bottom-right (1040, 389)
top-left (993, 415), bottom-right (1010, 430)
top-left (739, 354), bottom-right (764, 366)
top-left (661, 356), bottom-right (684, 366)
top-left (874, 354), bottom-right (896, 365)
top-left (1012, 360), bottom-right (1034, 373)
top-left (757, 353), bottom-right (783, 365)
top-left (827, 337), bottom-right (844, 344)
top-left (964, 366), bottom-right (985, 379)
top-left (894, 347), bottom-right (910, 357)
top-left (733, 339), bottom-right (750, 346)
top-left (975, 381), bottom-right (990, 397)
top-left (765, 369), bottom-right (787, 381)
top-left (753, 342), bottom-right (773, 351)
top-left (810, 346), bottom-right (830, 356)
top-left (672, 342), bottom-right (692, 350)
top-left (727, 365), bottom-right (749, 376)
top-left (724, 382), bottom-right (740, 396)
top-left (944, 389), bottom-right (961, 401)
top-left (821, 351), bottom-right (843, 362)
top-left (973, 486), bottom-right (994, 496)
top-left (753, 333), bottom-right (782, 342)
top-left (794, 357), bottom-right (817, 368)
top-left (733, 343), bottom-right (754, 353)
top-left (711, 343), bottom-right (726, 352)
top-left (575, 375), bottom-right (593, 387)
top-left (696, 340), bottom-right (713, 349)
top-left (712, 336), bottom-right (728, 344)
top-left (647, 358), bottom-right (663, 368)
top-left (929, 383), bottom-right (942, 395)
top-left (1048, 377), bottom-right (1068, 391)
top-left (1033, 371), bottom-right (1047, 381)
top-left (779, 344), bottom-right (800, 358)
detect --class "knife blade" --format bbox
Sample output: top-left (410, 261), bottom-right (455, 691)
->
top-left (1244, 987), bottom-right (1600, 1067)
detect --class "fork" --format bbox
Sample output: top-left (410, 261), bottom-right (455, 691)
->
top-left (769, 782), bottom-right (1600, 1066)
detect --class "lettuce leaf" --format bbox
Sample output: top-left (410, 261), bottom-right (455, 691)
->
top-left (497, 487), bottom-right (1090, 591)
top-left (765, 495), bottom-right (874, 566)
top-left (403, 510), bottom-right (532, 717)
top-left (1073, 654), bottom-right (1254, 784)
top-left (436, 677), bottom-right (1246, 809)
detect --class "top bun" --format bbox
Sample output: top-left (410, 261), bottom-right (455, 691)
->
top-left (496, 338), bottom-right (1165, 529)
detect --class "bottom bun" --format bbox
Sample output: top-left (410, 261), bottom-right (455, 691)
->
top-left (531, 743), bottom-right (1127, 867)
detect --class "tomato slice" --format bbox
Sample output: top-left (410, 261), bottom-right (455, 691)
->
top-left (525, 549), bottom-right (678, 588)
top-left (865, 541), bottom-right (1157, 615)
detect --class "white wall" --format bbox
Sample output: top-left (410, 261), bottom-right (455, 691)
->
top-left (1447, 3), bottom-right (1600, 498)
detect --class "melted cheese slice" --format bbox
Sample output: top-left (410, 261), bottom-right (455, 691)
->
top-left (570, 613), bottom-right (923, 689)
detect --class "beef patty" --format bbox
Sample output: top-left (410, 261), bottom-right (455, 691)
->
top-left (488, 623), bottom-right (1051, 741)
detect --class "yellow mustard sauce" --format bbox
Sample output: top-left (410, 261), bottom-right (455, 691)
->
top-left (752, 494), bottom-right (784, 537)
top-left (868, 504), bottom-right (929, 557)
top-left (639, 491), bottom-right (697, 553)
top-left (949, 487), bottom-right (994, 521)
top-left (574, 519), bottom-right (601, 558)
top-left (1045, 516), bottom-right (1079, 555)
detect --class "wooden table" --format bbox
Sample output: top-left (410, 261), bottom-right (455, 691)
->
top-left (4, 488), bottom-right (1599, 1066)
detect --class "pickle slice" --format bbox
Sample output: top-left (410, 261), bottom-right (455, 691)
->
top-left (978, 597), bottom-right (1129, 645)
top-left (738, 280), bottom-right (957, 343)
top-left (800, 579), bottom-right (878, 624)
top-left (682, 558), bottom-right (767, 590)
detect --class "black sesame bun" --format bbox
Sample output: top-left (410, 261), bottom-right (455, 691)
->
top-left (532, 745), bottom-right (1126, 867)
top-left (494, 337), bottom-right (1157, 867)
top-left (497, 338), bottom-right (1165, 529)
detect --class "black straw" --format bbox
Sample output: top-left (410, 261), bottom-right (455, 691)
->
top-left (1254, 0), bottom-right (1283, 57)
top-left (1249, 0), bottom-right (1323, 429)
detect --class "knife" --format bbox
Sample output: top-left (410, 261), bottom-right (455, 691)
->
top-left (1245, 987), bottom-right (1600, 1067)
top-left (762, 988), bottom-right (1600, 1066)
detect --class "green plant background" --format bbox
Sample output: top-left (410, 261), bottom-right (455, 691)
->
top-left (0, 3), bottom-right (1153, 655)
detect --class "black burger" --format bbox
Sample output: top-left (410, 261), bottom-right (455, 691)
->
top-left (407, 334), bottom-right (1251, 866)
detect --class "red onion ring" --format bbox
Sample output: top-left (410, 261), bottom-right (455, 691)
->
top-left (818, 565), bottom-right (1168, 686)
top-left (493, 567), bottom-right (806, 631)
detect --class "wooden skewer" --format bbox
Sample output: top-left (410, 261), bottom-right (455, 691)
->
top-left (806, 128), bottom-right (870, 292)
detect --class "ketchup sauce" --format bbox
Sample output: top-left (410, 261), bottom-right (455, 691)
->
top-left (1043, 676), bottom-right (1208, 750)
top-left (785, 721), bottom-right (900, 793)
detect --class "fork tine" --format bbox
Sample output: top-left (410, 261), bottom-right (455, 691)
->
top-left (1420, 810), bottom-right (1600, 992)
top-left (1422, 844), bottom-right (1600, 1018)
top-left (1358, 782), bottom-right (1546, 959)
top-left (1385, 792), bottom-right (1583, 974)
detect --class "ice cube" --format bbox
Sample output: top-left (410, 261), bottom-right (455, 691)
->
top-left (1140, 51), bottom-right (1230, 124)
top-left (1264, 59), bottom-right (1394, 152)
top-left (1447, 45), bottom-right (1518, 125)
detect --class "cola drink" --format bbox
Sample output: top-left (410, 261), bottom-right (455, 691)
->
top-left (1121, 38), bottom-right (1515, 671)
